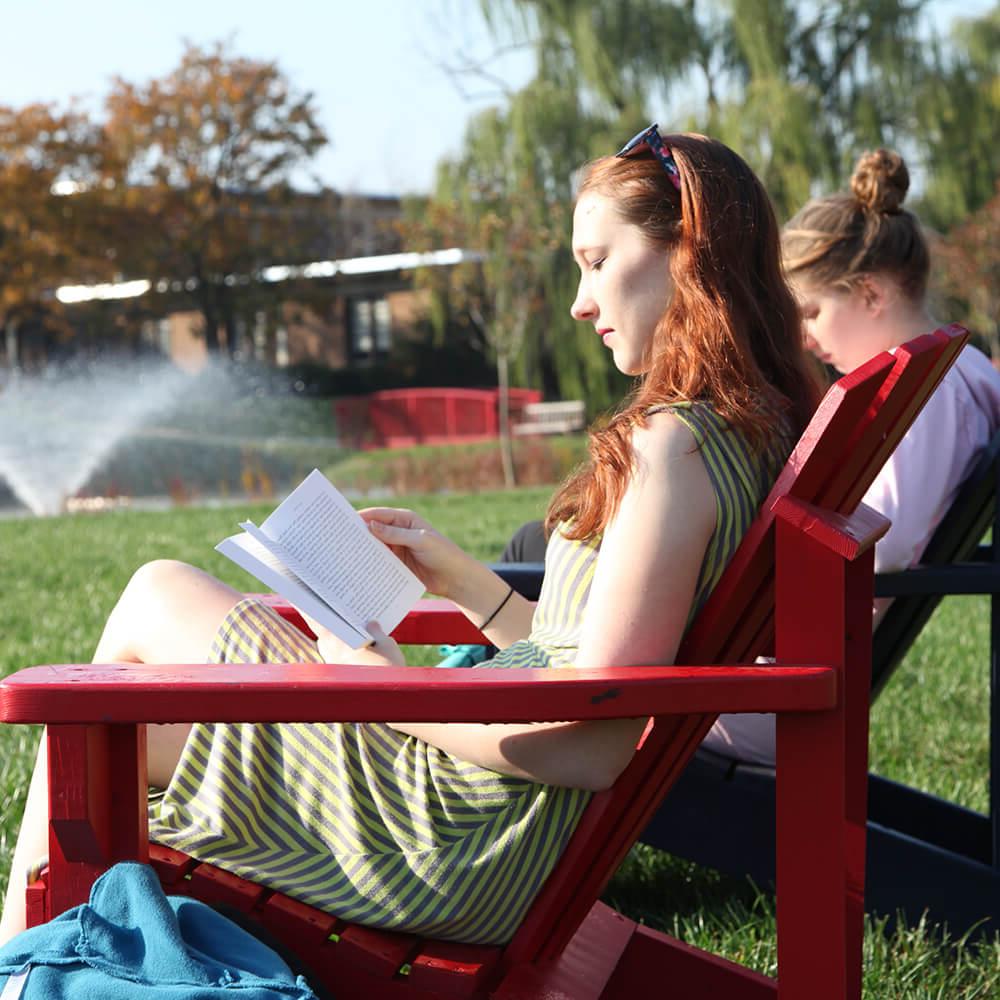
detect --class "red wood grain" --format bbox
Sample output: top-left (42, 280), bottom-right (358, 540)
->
top-left (0, 662), bottom-right (837, 725)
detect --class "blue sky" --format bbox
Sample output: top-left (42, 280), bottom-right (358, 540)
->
top-left (0, 0), bottom-right (535, 195)
top-left (0, 0), bottom-right (989, 197)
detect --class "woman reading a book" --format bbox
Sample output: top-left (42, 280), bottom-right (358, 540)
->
top-left (1, 128), bottom-right (820, 946)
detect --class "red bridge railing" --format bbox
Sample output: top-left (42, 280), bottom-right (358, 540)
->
top-left (333, 387), bottom-right (542, 450)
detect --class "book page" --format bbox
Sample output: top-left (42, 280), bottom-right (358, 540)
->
top-left (236, 519), bottom-right (368, 632)
top-left (260, 469), bottom-right (424, 635)
top-left (215, 531), bottom-right (369, 647)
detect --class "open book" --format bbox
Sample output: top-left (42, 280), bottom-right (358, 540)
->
top-left (216, 469), bottom-right (424, 648)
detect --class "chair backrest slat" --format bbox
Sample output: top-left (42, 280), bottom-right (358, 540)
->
top-left (505, 326), bottom-right (968, 966)
top-left (675, 351), bottom-right (895, 665)
top-left (819, 326), bottom-right (967, 513)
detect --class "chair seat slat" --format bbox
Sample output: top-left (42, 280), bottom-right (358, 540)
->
top-left (406, 940), bottom-right (501, 997)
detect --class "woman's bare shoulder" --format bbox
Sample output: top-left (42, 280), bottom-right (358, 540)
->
top-left (632, 407), bottom-right (700, 461)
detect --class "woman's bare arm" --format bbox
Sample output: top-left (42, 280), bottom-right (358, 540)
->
top-left (361, 509), bottom-right (536, 647)
top-left (391, 412), bottom-right (717, 791)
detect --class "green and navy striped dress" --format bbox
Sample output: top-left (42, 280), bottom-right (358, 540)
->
top-left (148, 403), bottom-right (792, 945)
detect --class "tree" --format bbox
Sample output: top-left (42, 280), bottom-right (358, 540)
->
top-left (486, 0), bottom-right (936, 218)
top-left (915, 5), bottom-right (1000, 230)
top-left (0, 103), bottom-right (107, 367)
top-left (935, 181), bottom-right (1000, 358)
top-left (405, 86), bottom-right (631, 481)
top-left (100, 39), bottom-right (329, 354)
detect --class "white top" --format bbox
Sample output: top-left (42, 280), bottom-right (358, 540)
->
top-left (703, 344), bottom-right (1000, 766)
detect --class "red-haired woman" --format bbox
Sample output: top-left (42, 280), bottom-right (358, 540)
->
top-left (2, 129), bottom-right (820, 946)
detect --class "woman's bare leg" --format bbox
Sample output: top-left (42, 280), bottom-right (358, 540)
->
top-left (0, 560), bottom-right (243, 943)
top-left (95, 559), bottom-right (246, 783)
top-left (93, 559), bottom-right (245, 665)
top-left (0, 738), bottom-right (49, 945)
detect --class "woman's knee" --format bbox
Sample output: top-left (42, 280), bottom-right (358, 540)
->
top-left (126, 559), bottom-right (199, 602)
top-left (102, 560), bottom-right (242, 664)
top-left (123, 560), bottom-right (235, 616)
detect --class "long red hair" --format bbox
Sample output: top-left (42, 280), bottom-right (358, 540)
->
top-left (547, 132), bottom-right (820, 539)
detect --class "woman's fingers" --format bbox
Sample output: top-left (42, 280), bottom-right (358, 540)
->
top-left (359, 507), bottom-right (424, 529)
top-left (333, 621), bottom-right (405, 666)
top-left (367, 518), bottom-right (423, 548)
top-left (301, 609), bottom-right (405, 666)
top-left (365, 623), bottom-right (405, 664)
top-left (361, 509), bottom-right (430, 549)
top-left (365, 621), bottom-right (397, 652)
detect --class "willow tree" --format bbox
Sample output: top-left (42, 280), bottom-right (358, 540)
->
top-left (483, 0), bottom-right (943, 218)
top-left (407, 84), bottom-right (631, 481)
top-left (915, 5), bottom-right (1000, 230)
top-left (924, 4), bottom-right (1000, 348)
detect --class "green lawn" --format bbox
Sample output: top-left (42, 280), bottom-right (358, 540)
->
top-left (1, 490), bottom-right (997, 997)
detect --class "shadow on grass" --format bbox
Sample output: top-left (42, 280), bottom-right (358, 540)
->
top-left (602, 843), bottom-right (777, 975)
top-left (602, 843), bottom-right (1000, 997)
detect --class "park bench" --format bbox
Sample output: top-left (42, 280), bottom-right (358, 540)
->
top-left (0, 326), bottom-right (965, 999)
top-left (511, 399), bottom-right (586, 436)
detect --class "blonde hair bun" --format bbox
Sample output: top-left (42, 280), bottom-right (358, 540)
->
top-left (850, 148), bottom-right (909, 215)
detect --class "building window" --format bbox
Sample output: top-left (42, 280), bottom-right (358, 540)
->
top-left (349, 296), bottom-right (392, 362)
top-left (140, 317), bottom-right (171, 355)
top-left (275, 325), bottom-right (289, 367)
top-left (374, 298), bottom-right (392, 352)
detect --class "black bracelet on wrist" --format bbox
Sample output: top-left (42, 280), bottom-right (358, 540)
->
top-left (479, 585), bottom-right (515, 632)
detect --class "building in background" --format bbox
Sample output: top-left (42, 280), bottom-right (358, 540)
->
top-left (134, 247), bottom-right (471, 374)
top-left (3, 191), bottom-right (479, 376)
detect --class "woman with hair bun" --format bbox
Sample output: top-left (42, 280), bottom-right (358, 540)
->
top-left (704, 147), bottom-right (1000, 766)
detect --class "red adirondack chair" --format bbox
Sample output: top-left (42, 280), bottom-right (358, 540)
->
top-left (0, 325), bottom-right (968, 999)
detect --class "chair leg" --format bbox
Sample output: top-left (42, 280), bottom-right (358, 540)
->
top-left (46, 723), bottom-right (149, 917)
top-left (775, 710), bottom-right (862, 1000)
top-left (773, 510), bottom-right (876, 999)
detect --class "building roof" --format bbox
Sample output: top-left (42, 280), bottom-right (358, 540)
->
top-left (55, 248), bottom-right (484, 304)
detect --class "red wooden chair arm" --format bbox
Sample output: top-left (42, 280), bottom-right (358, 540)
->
top-left (256, 594), bottom-right (522, 645)
top-left (0, 661), bottom-right (836, 725)
top-left (393, 598), bottom-right (492, 645)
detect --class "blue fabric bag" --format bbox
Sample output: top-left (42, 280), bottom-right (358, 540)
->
top-left (435, 643), bottom-right (488, 668)
top-left (0, 862), bottom-right (319, 999)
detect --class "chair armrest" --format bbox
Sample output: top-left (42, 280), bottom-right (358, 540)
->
top-left (488, 563), bottom-right (546, 601)
top-left (0, 662), bottom-right (836, 726)
top-left (256, 595), bottom-right (492, 644)
top-left (874, 561), bottom-right (1000, 597)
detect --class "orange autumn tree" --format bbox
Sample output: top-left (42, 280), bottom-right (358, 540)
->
top-left (0, 103), bottom-right (108, 366)
top-left (100, 40), bottom-right (329, 354)
top-left (935, 180), bottom-right (1000, 359)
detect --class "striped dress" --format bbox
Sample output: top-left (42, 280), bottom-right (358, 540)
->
top-left (148, 403), bottom-right (792, 945)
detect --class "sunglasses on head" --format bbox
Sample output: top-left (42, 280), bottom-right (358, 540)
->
top-left (616, 123), bottom-right (681, 191)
